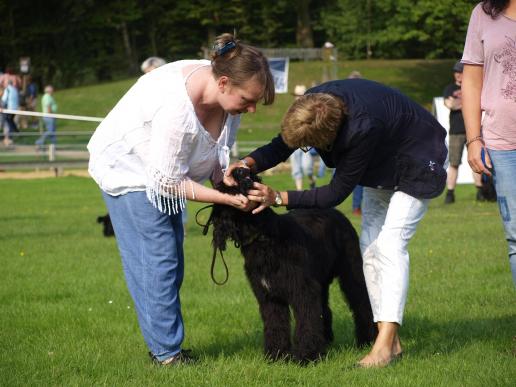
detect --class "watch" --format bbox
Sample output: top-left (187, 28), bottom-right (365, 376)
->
top-left (273, 191), bottom-right (283, 207)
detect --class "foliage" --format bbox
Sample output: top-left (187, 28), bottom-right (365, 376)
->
top-left (0, 176), bottom-right (515, 386)
top-left (0, 0), bottom-right (479, 88)
top-left (320, 0), bottom-right (478, 59)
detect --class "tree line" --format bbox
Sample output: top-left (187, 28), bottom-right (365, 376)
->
top-left (0, 0), bottom-right (478, 88)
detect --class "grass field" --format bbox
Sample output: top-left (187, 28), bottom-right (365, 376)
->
top-left (1, 174), bottom-right (514, 386)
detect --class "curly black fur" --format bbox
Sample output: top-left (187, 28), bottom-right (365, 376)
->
top-left (97, 213), bottom-right (115, 237)
top-left (209, 168), bottom-right (377, 363)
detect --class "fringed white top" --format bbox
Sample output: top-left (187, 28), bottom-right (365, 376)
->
top-left (88, 60), bottom-right (240, 214)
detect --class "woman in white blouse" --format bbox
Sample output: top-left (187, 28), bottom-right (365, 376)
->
top-left (88, 33), bottom-right (275, 365)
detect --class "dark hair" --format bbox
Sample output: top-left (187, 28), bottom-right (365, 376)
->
top-left (482, 0), bottom-right (510, 18)
top-left (211, 33), bottom-right (275, 105)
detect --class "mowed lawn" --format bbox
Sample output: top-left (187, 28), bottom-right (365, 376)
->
top-left (0, 174), bottom-right (514, 386)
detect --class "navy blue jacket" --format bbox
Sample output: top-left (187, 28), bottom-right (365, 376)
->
top-left (248, 79), bottom-right (448, 209)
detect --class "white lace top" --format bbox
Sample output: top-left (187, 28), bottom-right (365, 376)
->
top-left (88, 59), bottom-right (240, 214)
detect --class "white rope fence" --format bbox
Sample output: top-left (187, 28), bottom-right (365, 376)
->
top-left (0, 108), bottom-right (103, 122)
top-left (0, 108), bottom-right (267, 169)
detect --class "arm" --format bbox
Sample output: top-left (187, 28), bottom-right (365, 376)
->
top-left (462, 64), bottom-right (491, 175)
top-left (444, 96), bottom-right (461, 111)
top-left (138, 104), bottom-right (250, 213)
top-left (223, 134), bottom-right (294, 186)
top-left (249, 122), bottom-right (381, 212)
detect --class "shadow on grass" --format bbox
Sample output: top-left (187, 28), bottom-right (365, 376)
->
top-left (195, 312), bottom-right (515, 362)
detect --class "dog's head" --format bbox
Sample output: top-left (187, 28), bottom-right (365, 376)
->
top-left (97, 214), bottom-right (115, 237)
top-left (216, 167), bottom-right (261, 195)
top-left (210, 168), bottom-right (263, 251)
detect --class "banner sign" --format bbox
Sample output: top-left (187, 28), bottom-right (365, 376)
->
top-left (268, 57), bottom-right (289, 94)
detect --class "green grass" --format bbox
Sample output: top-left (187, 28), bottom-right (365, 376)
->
top-left (1, 175), bottom-right (515, 386)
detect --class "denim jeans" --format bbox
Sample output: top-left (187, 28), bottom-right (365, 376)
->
top-left (36, 117), bottom-right (56, 145)
top-left (360, 188), bottom-right (429, 324)
top-left (290, 149), bottom-right (314, 179)
top-left (487, 149), bottom-right (516, 287)
top-left (103, 191), bottom-right (185, 361)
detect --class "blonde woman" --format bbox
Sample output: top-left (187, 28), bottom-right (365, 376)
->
top-left (225, 79), bottom-right (448, 367)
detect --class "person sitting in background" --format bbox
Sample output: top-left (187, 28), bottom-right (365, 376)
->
top-left (289, 84), bottom-right (316, 190)
top-left (443, 61), bottom-right (484, 204)
top-left (36, 85), bottom-right (58, 149)
top-left (141, 57), bottom-right (167, 74)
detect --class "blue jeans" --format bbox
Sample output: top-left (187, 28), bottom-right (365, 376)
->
top-left (103, 191), bottom-right (185, 361)
top-left (488, 149), bottom-right (516, 286)
top-left (290, 149), bottom-right (314, 179)
top-left (36, 117), bottom-right (56, 145)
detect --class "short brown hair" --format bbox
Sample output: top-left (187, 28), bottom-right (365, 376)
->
top-left (281, 93), bottom-right (346, 150)
top-left (211, 33), bottom-right (275, 105)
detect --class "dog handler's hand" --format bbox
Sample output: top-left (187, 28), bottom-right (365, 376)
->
top-left (247, 182), bottom-right (276, 214)
top-left (226, 193), bottom-right (254, 211)
top-left (223, 157), bottom-right (255, 187)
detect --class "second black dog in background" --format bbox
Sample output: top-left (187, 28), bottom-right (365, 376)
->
top-left (208, 168), bottom-right (377, 364)
top-left (97, 214), bottom-right (115, 237)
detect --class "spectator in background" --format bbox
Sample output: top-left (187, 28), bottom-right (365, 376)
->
top-left (290, 84), bottom-right (317, 190)
top-left (24, 75), bottom-right (38, 129)
top-left (462, 0), bottom-right (516, 286)
top-left (0, 85), bottom-right (7, 147)
top-left (443, 61), bottom-right (484, 204)
top-left (349, 70), bottom-right (364, 216)
top-left (0, 67), bottom-right (22, 89)
top-left (36, 85), bottom-right (57, 149)
top-left (141, 57), bottom-right (167, 74)
top-left (1, 80), bottom-right (20, 146)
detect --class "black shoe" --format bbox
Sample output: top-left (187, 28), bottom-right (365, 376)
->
top-left (444, 191), bottom-right (455, 204)
top-left (150, 349), bottom-right (197, 365)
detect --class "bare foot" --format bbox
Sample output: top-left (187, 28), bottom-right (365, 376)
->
top-left (358, 347), bottom-right (394, 368)
top-left (357, 322), bottom-right (402, 368)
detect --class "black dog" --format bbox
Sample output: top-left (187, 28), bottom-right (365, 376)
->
top-left (207, 168), bottom-right (376, 363)
top-left (97, 213), bottom-right (115, 237)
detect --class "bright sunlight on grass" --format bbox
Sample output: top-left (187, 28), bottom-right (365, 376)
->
top-left (0, 175), bottom-right (514, 386)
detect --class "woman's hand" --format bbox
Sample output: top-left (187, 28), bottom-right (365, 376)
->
top-left (226, 193), bottom-right (256, 212)
top-left (246, 182), bottom-right (277, 214)
top-left (223, 160), bottom-right (248, 187)
top-left (467, 141), bottom-right (492, 176)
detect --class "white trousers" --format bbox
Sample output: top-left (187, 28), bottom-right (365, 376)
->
top-left (360, 188), bottom-right (429, 325)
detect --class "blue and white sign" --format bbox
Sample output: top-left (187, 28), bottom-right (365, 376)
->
top-left (268, 57), bottom-right (289, 94)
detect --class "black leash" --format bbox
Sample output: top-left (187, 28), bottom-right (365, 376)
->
top-left (210, 247), bottom-right (229, 286)
top-left (195, 205), bottom-right (229, 286)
